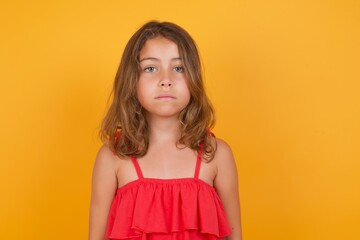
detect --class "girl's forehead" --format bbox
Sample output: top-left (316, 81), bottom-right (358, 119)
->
top-left (142, 37), bottom-right (178, 50)
top-left (139, 37), bottom-right (180, 60)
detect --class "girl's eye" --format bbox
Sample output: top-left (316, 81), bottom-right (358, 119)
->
top-left (144, 67), bottom-right (157, 73)
top-left (173, 66), bottom-right (185, 73)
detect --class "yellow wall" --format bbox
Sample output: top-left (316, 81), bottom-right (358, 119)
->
top-left (1, 0), bottom-right (359, 239)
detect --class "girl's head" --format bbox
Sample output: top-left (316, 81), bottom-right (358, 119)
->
top-left (101, 21), bottom-right (216, 160)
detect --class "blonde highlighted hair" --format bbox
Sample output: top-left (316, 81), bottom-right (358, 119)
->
top-left (100, 21), bottom-right (216, 161)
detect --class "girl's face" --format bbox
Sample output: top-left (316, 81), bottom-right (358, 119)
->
top-left (137, 37), bottom-right (191, 120)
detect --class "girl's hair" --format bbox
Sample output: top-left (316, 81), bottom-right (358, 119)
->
top-left (100, 21), bottom-right (216, 161)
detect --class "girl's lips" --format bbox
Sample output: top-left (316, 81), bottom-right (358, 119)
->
top-left (155, 95), bottom-right (176, 100)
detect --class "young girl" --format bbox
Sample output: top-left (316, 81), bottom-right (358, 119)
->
top-left (89, 21), bottom-right (242, 240)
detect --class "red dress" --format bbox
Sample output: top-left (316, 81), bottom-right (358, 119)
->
top-left (105, 150), bottom-right (232, 240)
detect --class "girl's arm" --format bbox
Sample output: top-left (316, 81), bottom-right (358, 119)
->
top-left (89, 145), bottom-right (118, 240)
top-left (214, 139), bottom-right (242, 240)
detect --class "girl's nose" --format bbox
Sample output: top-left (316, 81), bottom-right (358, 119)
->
top-left (159, 71), bottom-right (173, 87)
top-left (160, 82), bottom-right (172, 87)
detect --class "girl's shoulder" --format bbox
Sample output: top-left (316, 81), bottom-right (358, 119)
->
top-left (95, 142), bottom-right (139, 188)
top-left (94, 142), bottom-right (127, 170)
top-left (213, 137), bottom-right (234, 161)
top-left (93, 144), bottom-right (116, 173)
top-left (96, 142), bottom-right (116, 160)
top-left (212, 137), bottom-right (236, 174)
top-left (212, 137), bottom-right (239, 194)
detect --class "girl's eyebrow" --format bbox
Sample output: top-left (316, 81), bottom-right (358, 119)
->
top-left (139, 57), bottom-right (182, 62)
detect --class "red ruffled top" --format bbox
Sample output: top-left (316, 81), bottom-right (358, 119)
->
top-left (105, 151), bottom-right (232, 240)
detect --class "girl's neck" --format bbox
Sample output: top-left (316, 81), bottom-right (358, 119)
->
top-left (147, 115), bottom-right (181, 145)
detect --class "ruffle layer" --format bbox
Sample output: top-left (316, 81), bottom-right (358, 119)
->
top-left (106, 178), bottom-right (231, 240)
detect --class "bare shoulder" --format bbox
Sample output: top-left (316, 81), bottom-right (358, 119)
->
top-left (213, 137), bottom-right (238, 187)
top-left (213, 138), bottom-right (236, 169)
top-left (91, 143), bottom-right (120, 204)
top-left (94, 143), bottom-right (137, 188)
top-left (214, 138), bottom-right (234, 159)
top-left (94, 143), bottom-right (118, 168)
top-left (90, 143), bottom-right (120, 239)
top-left (212, 138), bottom-right (242, 239)
top-left (92, 142), bottom-right (123, 182)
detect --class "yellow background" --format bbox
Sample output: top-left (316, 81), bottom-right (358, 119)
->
top-left (1, 0), bottom-right (359, 239)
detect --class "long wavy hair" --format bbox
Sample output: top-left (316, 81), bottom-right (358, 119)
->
top-left (100, 21), bottom-right (216, 161)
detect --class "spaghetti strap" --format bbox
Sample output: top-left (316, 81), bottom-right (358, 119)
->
top-left (194, 132), bottom-right (214, 178)
top-left (194, 143), bottom-right (204, 179)
top-left (194, 155), bottom-right (202, 179)
top-left (131, 157), bottom-right (144, 179)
